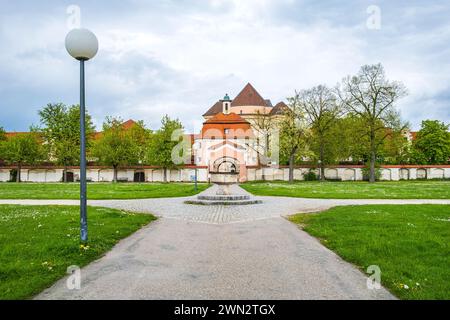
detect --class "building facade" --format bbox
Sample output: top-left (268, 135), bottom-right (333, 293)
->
top-left (194, 83), bottom-right (288, 182)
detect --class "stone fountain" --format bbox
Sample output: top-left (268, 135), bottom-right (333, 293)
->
top-left (185, 171), bottom-right (262, 206)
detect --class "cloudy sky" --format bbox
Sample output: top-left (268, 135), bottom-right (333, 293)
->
top-left (1, 0), bottom-right (449, 133)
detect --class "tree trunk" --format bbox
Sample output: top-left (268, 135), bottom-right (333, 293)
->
top-left (63, 166), bottom-right (67, 183)
top-left (163, 168), bottom-right (167, 183)
top-left (113, 165), bottom-right (118, 183)
top-left (319, 141), bottom-right (325, 181)
top-left (16, 162), bottom-right (21, 183)
top-left (369, 129), bottom-right (376, 183)
top-left (369, 149), bottom-right (376, 183)
top-left (288, 152), bottom-right (295, 183)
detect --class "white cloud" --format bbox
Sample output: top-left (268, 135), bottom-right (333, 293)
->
top-left (0, 0), bottom-right (449, 132)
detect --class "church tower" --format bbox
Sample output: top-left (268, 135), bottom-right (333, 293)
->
top-left (222, 94), bottom-right (231, 114)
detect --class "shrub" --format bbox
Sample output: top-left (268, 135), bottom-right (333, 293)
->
top-left (361, 165), bottom-right (382, 181)
top-left (303, 170), bottom-right (318, 181)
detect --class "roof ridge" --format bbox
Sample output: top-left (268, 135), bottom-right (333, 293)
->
top-left (231, 83), bottom-right (267, 107)
top-left (204, 112), bottom-right (249, 124)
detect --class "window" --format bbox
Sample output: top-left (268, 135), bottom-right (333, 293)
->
top-left (224, 128), bottom-right (230, 134)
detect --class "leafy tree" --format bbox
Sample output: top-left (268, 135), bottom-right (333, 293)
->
top-left (379, 129), bottom-right (410, 164)
top-left (0, 127), bottom-right (6, 164)
top-left (127, 120), bottom-right (152, 164)
top-left (280, 96), bottom-right (309, 183)
top-left (298, 85), bottom-right (342, 180)
top-left (328, 114), bottom-right (367, 164)
top-left (412, 120), bottom-right (450, 164)
top-left (1, 131), bottom-right (43, 182)
top-left (0, 127), bottom-right (5, 141)
top-left (92, 117), bottom-right (138, 182)
top-left (146, 115), bottom-right (184, 182)
top-left (38, 103), bottom-right (95, 182)
top-left (337, 64), bottom-right (407, 182)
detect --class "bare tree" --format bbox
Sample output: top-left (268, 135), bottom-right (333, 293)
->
top-left (337, 64), bottom-right (407, 183)
top-left (247, 111), bottom-right (275, 181)
top-left (298, 85), bottom-right (342, 181)
top-left (280, 95), bottom-right (309, 183)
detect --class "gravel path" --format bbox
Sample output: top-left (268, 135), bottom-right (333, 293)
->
top-left (2, 185), bottom-right (449, 299)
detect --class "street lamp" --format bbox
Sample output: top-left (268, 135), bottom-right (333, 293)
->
top-left (65, 28), bottom-right (98, 244)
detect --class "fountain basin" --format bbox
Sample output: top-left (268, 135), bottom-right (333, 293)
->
top-left (185, 173), bottom-right (262, 206)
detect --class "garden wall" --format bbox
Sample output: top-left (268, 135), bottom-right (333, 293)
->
top-left (0, 165), bottom-right (448, 183)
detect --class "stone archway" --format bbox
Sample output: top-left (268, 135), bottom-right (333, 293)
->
top-left (416, 168), bottom-right (427, 179)
top-left (213, 157), bottom-right (240, 174)
top-left (399, 168), bottom-right (409, 180)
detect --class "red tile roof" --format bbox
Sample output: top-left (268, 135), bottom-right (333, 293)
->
top-left (201, 113), bottom-right (254, 138)
top-left (92, 119), bottom-right (137, 140)
top-left (270, 102), bottom-right (289, 115)
top-left (203, 83), bottom-right (271, 117)
top-left (204, 112), bottom-right (250, 124)
top-left (203, 101), bottom-right (223, 117)
top-left (121, 119), bottom-right (137, 130)
top-left (231, 83), bottom-right (267, 107)
top-left (5, 132), bottom-right (29, 138)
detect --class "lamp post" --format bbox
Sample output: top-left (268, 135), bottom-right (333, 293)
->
top-left (65, 28), bottom-right (98, 244)
top-left (194, 167), bottom-right (198, 191)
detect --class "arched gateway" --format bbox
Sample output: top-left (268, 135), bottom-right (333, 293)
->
top-left (213, 157), bottom-right (240, 174)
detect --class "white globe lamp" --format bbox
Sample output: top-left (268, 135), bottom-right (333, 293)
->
top-left (65, 28), bottom-right (98, 60)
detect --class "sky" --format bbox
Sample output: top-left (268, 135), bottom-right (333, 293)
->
top-left (0, 0), bottom-right (449, 133)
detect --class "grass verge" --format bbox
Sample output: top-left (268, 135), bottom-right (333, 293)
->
top-left (0, 205), bottom-right (155, 299)
top-left (289, 204), bottom-right (450, 299)
top-left (0, 182), bottom-right (208, 200)
top-left (242, 180), bottom-right (450, 199)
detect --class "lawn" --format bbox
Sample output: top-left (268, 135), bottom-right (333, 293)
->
top-left (289, 205), bottom-right (450, 299)
top-left (0, 205), bottom-right (156, 299)
top-left (241, 180), bottom-right (450, 199)
top-left (0, 182), bottom-right (209, 200)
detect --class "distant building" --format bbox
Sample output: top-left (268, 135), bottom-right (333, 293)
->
top-left (194, 83), bottom-right (289, 182)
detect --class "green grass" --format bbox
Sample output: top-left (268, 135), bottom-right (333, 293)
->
top-left (289, 205), bottom-right (450, 300)
top-left (0, 182), bottom-right (209, 200)
top-left (0, 205), bottom-right (156, 299)
top-left (241, 180), bottom-right (450, 199)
